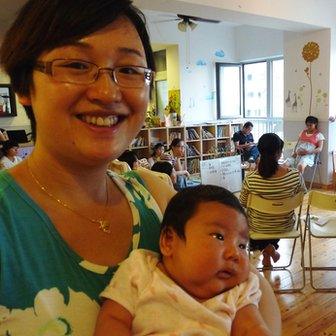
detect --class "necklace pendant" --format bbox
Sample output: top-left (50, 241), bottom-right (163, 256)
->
top-left (99, 220), bottom-right (111, 234)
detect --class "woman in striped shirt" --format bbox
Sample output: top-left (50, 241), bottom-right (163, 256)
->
top-left (240, 133), bottom-right (306, 268)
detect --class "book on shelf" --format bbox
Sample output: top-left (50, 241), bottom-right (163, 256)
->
top-left (186, 128), bottom-right (200, 140)
top-left (202, 129), bottom-right (214, 139)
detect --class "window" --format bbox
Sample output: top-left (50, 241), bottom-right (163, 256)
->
top-left (216, 58), bottom-right (284, 140)
top-left (216, 63), bottom-right (242, 118)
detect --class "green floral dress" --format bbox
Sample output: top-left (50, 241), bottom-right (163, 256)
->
top-left (0, 170), bottom-right (162, 335)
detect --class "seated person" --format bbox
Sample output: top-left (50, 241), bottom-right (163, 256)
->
top-left (151, 161), bottom-right (177, 188)
top-left (147, 142), bottom-right (165, 168)
top-left (166, 138), bottom-right (190, 190)
top-left (117, 150), bottom-right (140, 170)
top-left (95, 185), bottom-right (272, 336)
top-left (0, 140), bottom-right (22, 169)
top-left (290, 116), bottom-right (324, 174)
top-left (240, 133), bottom-right (306, 268)
top-left (233, 122), bottom-right (259, 163)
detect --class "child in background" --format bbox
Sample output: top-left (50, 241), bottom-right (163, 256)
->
top-left (118, 150), bottom-right (140, 170)
top-left (95, 185), bottom-right (271, 336)
top-left (151, 161), bottom-right (177, 187)
top-left (147, 142), bottom-right (165, 168)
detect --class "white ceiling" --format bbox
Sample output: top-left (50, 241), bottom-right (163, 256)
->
top-left (0, 0), bottom-right (325, 42)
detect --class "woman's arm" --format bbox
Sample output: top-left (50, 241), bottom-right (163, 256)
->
top-left (94, 299), bottom-right (132, 336)
top-left (252, 268), bottom-right (282, 335)
top-left (312, 139), bottom-right (324, 154)
top-left (231, 304), bottom-right (272, 336)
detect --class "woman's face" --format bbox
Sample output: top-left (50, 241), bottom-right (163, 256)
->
top-left (20, 17), bottom-right (150, 165)
top-left (172, 142), bottom-right (185, 157)
top-left (306, 122), bottom-right (317, 132)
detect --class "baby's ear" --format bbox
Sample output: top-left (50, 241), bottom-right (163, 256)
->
top-left (159, 227), bottom-right (175, 257)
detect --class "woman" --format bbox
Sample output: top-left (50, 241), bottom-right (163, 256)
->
top-left (292, 115), bottom-right (325, 174)
top-left (147, 142), bottom-right (165, 168)
top-left (0, 140), bottom-right (23, 169)
top-left (240, 133), bottom-right (306, 268)
top-left (0, 0), bottom-right (280, 334)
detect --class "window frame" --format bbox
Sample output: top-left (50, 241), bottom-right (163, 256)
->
top-left (216, 57), bottom-right (284, 139)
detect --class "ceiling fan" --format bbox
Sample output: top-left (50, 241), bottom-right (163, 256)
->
top-left (155, 14), bottom-right (221, 32)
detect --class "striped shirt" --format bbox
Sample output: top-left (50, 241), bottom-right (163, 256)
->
top-left (240, 168), bottom-right (306, 233)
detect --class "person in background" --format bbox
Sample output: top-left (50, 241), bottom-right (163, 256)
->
top-left (95, 185), bottom-right (271, 336)
top-left (166, 138), bottom-right (190, 190)
top-left (0, 128), bottom-right (8, 142)
top-left (0, 0), bottom-right (281, 333)
top-left (291, 116), bottom-right (325, 174)
top-left (147, 142), bottom-right (165, 168)
top-left (118, 149), bottom-right (140, 170)
top-left (0, 140), bottom-right (22, 169)
top-left (151, 160), bottom-right (177, 186)
top-left (233, 121), bottom-right (259, 163)
top-left (240, 133), bottom-right (306, 268)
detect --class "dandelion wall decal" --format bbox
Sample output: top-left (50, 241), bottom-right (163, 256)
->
top-left (302, 41), bottom-right (320, 115)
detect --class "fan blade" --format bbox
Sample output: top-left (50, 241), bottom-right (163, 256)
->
top-left (177, 14), bottom-right (220, 24)
top-left (152, 18), bottom-right (179, 23)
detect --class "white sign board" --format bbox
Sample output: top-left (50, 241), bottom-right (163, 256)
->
top-left (200, 156), bottom-right (242, 192)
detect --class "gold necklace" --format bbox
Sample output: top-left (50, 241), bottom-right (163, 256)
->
top-left (27, 161), bottom-right (111, 234)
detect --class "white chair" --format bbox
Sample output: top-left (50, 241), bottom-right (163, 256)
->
top-left (247, 192), bottom-right (305, 293)
top-left (305, 191), bottom-right (336, 291)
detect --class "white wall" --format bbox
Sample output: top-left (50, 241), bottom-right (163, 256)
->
top-left (235, 25), bottom-right (283, 61)
top-left (147, 18), bottom-right (283, 124)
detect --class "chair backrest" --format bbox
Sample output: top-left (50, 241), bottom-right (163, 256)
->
top-left (247, 192), bottom-right (304, 215)
top-left (332, 151), bottom-right (336, 173)
top-left (308, 190), bottom-right (336, 211)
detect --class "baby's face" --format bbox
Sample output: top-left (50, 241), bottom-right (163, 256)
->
top-left (162, 201), bottom-right (250, 301)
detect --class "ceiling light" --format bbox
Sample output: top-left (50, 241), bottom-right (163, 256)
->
top-left (189, 21), bottom-right (197, 30)
top-left (178, 21), bottom-right (187, 32)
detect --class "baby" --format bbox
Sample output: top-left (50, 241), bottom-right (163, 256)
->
top-left (94, 185), bottom-right (271, 335)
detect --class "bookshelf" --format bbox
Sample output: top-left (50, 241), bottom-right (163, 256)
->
top-left (130, 120), bottom-right (244, 173)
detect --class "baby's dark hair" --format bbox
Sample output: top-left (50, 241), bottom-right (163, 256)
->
top-left (161, 184), bottom-right (247, 239)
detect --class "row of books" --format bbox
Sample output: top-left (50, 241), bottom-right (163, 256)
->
top-left (186, 128), bottom-right (200, 140)
top-left (217, 126), bottom-right (230, 138)
top-left (186, 144), bottom-right (201, 157)
top-left (130, 136), bottom-right (147, 147)
top-left (169, 132), bottom-right (183, 143)
top-left (202, 129), bottom-right (215, 139)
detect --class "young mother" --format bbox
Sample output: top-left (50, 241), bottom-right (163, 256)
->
top-left (0, 0), bottom-right (280, 334)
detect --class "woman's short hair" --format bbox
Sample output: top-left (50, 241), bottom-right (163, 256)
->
top-left (305, 116), bottom-right (318, 126)
top-left (0, 0), bottom-right (155, 140)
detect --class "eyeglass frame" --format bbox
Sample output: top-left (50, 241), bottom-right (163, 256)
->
top-left (34, 58), bottom-right (155, 88)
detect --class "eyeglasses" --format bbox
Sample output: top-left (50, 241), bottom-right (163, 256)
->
top-left (34, 59), bottom-right (154, 88)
